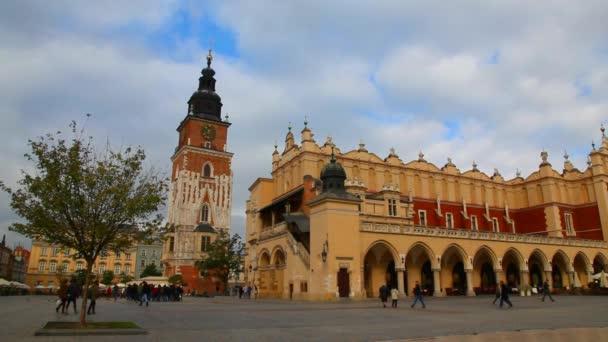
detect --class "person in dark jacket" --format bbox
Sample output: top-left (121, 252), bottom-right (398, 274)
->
top-left (139, 281), bottom-right (151, 307)
top-left (66, 278), bottom-right (80, 314)
top-left (499, 281), bottom-right (513, 308)
top-left (379, 284), bottom-right (389, 308)
top-left (411, 281), bottom-right (426, 308)
top-left (541, 280), bottom-right (555, 302)
top-left (87, 280), bottom-right (99, 315)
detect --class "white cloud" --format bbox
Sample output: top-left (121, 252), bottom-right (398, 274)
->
top-left (1, 0), bottom-right (608, 246)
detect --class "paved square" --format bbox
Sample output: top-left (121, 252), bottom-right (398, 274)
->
top-left (3, 294), bottom-right (608, 341)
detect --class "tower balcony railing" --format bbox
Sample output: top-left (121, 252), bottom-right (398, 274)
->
top-left (360, 222), bottom-right (608, 249)
top-left (259, 222), bottom-right (287, 240)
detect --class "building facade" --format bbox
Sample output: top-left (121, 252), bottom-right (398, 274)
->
top-left (0, 235), bottom-right (13, 280)
top-left (134, 243), bottom-right (164, 280)
top-left (25, 239), bottom-right (136, 288)
top-left (245, 123), bottom-right (608, 300)
top-left (11, 246), bottom-right (30, 283)
top-left (161, 50), bottom-right (234, 293)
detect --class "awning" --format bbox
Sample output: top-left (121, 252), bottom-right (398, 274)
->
top-left (284, 212), bottom-right (310, 233)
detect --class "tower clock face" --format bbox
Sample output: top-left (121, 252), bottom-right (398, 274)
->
top-left (201, 124), bottom-right (216, 140)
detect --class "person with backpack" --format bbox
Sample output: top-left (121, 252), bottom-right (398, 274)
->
top-left (541, 280), bottom-right (555, 302)
top-left (499, 281), bottom-right (513, 308)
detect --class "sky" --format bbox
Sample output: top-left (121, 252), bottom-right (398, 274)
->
top-left (1, 1), bottom-right (607, 248)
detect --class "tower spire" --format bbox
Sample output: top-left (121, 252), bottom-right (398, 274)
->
top-left (206, 48), bottom-right (213, 68)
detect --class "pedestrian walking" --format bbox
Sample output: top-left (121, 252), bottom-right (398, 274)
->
top-left (390, 287), bottom-right (399, 308)
top-left (492, 284), bottom-right (501, 305)
top-left (139, 281), bottom-right (151, 307)
top-left (541, 280), bottom-right (555, 302)
top-left (499, 281), bottom-right (513, 308)
top-left (66, 278), bottom-right (79, 314)
top-left (112, 284), bottom-right (120, 302)
top-left (87, 280), bottom-right (99, 315)
top-left (379, 284), bottom-right (389, 308)
top-left (411, 281), bottom-right (426, 308)
top-left (56, 279), bottom-right (68, 314)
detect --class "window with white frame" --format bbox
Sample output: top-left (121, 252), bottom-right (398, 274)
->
top-left (62, 261), bottom-right (69, 272)
top-left (41, 247), bottom-right (47, 256)
top-left (64, 248), bottom-right (70, 256)
top-left (49, 261), bottom-right (56, 273)
top-left (115, 252), bottom-right (121, 258)
top-left (565, 212), bottom-right (575, 236)
top-left (142, 250), bottom-right (146, 257)
top-left (388, 198), bottom-right (398, 216)
top-left (446, 212), bottom-right (454, 228)
top-left (201, 204), bottom-right (210, 222)
top-left (99, 263), bottom-right (106, 274)
top-left (492, 217), bottom-right (499, 232)
top-left (418, 210), bottom-right (427, 226)
top-left (125, 264), bottom-right (131, 275)
top-left (114, 264), bottom-right (121, 274)
top-left (125, 253), bottom-right (131, 260)
top-left (38, 261), bottom-right (46, 272)
top-left (201, 236), bottom-right (211, 252)
top-left (52, 248), bottom-right (59, 257)
top-left (471, 215), bottom-right (478, 231)
top-left (76, 262), bottom-right (83, 271)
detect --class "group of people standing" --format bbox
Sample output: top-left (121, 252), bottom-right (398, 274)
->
top-left (379, 281), bottom-right (426, 309)
top-left (492, 280), bottom-right (555, 308)
top-left (122, 282), bottom-right (184, 303)
top-left (238, 284), bottom-right (257, 299)
top-left (55, 278), bottom-right (100, 315)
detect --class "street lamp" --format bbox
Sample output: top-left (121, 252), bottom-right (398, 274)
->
top-left (321, 241), bottom-right (328, 263)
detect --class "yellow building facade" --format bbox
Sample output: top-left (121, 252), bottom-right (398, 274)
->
top-left (245, 123), bottom-right (608, 300)
top-left (25, 239), bottom-right (137, 288)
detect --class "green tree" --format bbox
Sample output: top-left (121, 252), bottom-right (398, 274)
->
top-left (196, 230), bottom-right (244, 295)
top-left (168, 274), bottom-right (183, 285)
top-left (74, 269), bottom-right (92, 287)
top-left (0, 119), bottom-right (167, 325)
top-left (119, 273), bottom-right (133, 284)
top-left (140, 263), bottom-right (162, 278)
top-left (101, 270), bottom-right (115, 286)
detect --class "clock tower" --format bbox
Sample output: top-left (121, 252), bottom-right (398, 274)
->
top-left (162, 50), bottom-right (234, 292)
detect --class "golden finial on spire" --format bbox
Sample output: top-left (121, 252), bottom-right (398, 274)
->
top-left (206, 48), bottom-right (213, 68)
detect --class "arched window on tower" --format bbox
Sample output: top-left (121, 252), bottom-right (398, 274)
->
top-left (203, 163), bottom-right (212, 178)
top-left (201, 204), bottom-right (210, 223)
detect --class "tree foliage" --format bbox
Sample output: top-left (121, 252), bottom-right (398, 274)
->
top-left (101, 270), bottom-right (115, 285)
top-left (0, 119), bottom-right (167, 324)
top-left (168, 274), bottom-right (183, 285)
top-left (196, 230), bottom-right (244, 295)
top-left (120, 273), bottom-right (133, 284)
top-left (140, 263), bottom-right (162, 278)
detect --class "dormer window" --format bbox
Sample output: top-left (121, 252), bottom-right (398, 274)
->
top-left (418, 210), bottom-right (427, 226)
top-left (203, 163), bottom-right (213, 177)
top-left (492, 217), bottom-right (499, 232)
top-left (446, 212), bottom-right (454, 229)
top-left (201, 204), bottom-right (210, 223)
top-left (388, 198), bottom-right (398, 216)
top-left (471, 215), bottom-right (478, 231)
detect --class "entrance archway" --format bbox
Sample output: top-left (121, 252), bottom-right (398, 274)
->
top-left (441, 244), bottom-right (468, 296)
top-left (528, 250), bottom-right (548, 288)
top-left (593, 253), bottom-right (607, 273)
top-left (270, 248), bottom-right (286, 297)
top-left (406, 243), bottom-right (435, 296)
top-left (503, 249), bottom-right (523, 288)
top-left (551, 250), bottom-right (570, 289)
top-left (473, 246), bottom-right (497, 294)
top-left (363, 241), bottom-right (397, 298)
top-left (573, 252), bottom-right (590, 288)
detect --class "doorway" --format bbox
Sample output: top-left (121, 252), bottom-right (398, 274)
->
top-left (337, 268), bottom-right (350, 298)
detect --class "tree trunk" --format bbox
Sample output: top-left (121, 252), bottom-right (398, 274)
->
top-left (79, 263), bottom-right (93, 326)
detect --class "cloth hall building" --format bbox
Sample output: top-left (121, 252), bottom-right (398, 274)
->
top-left (244, 123), bottom-right (608, 300)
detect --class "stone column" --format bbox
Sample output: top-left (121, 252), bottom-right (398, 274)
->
top-left (569, 271), bottom-right (575, 289)
top-left (495, 270), bottom-right (503, 285)
top-left (396, 268), bottom-right (405, 298)
top-left (433, 268), bottom-right (444, 297)
top-left (520, 270), bottom-right (529, 296)
top-left (466, 270), bottom-right (476, 296)
top-left (545, 271), bottom-right (553, 289)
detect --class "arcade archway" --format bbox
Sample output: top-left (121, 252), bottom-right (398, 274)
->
top-left (551, 250), bottom-right (571, 289)
top-left (441, 244), bottom-right (468, 296)
top-left (503, 248), bottom-right (524, 288)
top-left (573, 252), bottom-right (590, 288)
top-left (364, 241), bottom-right (397, 298)
top-left (528, 250), bottom-right (548, 288)
top-left (405, 243), bottom-right (435, 296)
top-left (473, 246), bottom-right (497, 293)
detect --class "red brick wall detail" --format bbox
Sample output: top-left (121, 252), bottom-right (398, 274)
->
top-left (559, 205), bottom-right (603, 240)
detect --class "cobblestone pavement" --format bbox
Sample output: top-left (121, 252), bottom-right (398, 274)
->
top-left (2, 294), bottom-right (608, 341)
